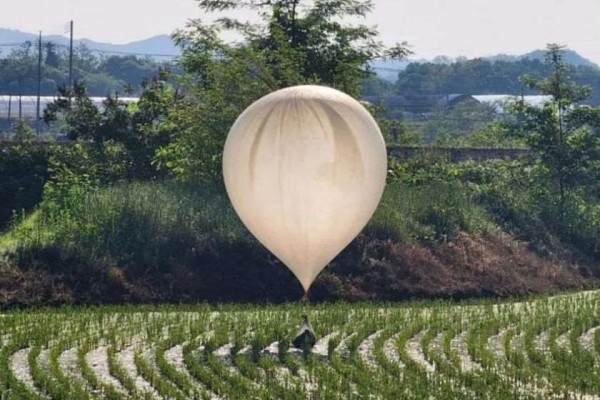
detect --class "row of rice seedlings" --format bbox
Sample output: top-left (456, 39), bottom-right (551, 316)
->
top-left (155, 339), bottom-right (208, 399)
top-left (11, 313), bottom-right (72, 399)
top-left (450, 308), bottom-right (520, 398)
top-left (463, 314), bottom-right (538, 398)
top-left (107, 343), bottom-right (157, 400)
top-left (76, 340), bottom-right (123, 400)
top-left (493, 294), bottom-right (600, 398)
top-left (134, 346), bottom-right (186, 400)
top-left (0, 315), bottom-right (42, 398)
top-left (182, 338), bottom-right (229, 398)
top-left (294, 334), bottom-right (350, 399)
top-left (179, 316), bottom-right (254, 399)
top-left (2, 291), bottom-right (600, 398)
top-left (541, 303), bottom-right (600, 395)
top-left (1, 339), bottom-right (39, 399)
top-left (385, 313), bottom-right (464, 399)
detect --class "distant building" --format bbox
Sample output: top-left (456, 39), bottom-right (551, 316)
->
top-left (0, 95), bottom-right (138, 122)
top-left (361, 93), bottom-right (552, 118)
top-left (0, 95), bottom-right (139, 137)
top-left (362, 94), bottom-right (476, 116)
top-left (472, 95), bottom-right (552, 113)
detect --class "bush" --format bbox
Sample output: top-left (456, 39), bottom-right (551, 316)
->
top-left (368, 181), bottom-right (494, 244)
top-left (0, 143), bottom-right (50, 230)
top-left (19, 181), bottom-right (247, 272)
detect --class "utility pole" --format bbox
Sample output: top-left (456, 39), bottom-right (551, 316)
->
top-left (7, 95), bottom-right (12, 138)
top-left (37, 31), bottom-right (43, 122)
top-left (69, 20), bottom-right (74, 89)
top-left (18, 79), bottom-right (22, 120)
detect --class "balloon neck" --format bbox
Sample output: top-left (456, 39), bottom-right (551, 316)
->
top-left (300, 292), bottom-right (309, 303)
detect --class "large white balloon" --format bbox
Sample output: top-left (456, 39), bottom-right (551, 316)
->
top-left (223, 85), bottom-right (387, 292)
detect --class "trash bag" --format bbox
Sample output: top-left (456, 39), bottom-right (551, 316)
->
top-left (292, 314), bottom-right (317, 350)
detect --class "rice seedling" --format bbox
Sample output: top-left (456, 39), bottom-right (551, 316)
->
top-left (0, 291), bottom-right (599, 399)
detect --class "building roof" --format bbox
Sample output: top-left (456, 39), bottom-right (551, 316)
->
top-left (362, 94), bottom-right (475, 113)
top-left (0, 95), bottom-right (139, 120)
top-left (361, 93), bottom-right (553, 114)
top-left (472, 94), bottom-right (552, 112)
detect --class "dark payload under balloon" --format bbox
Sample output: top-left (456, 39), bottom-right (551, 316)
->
top-left (293, 314), bottom-right (317, 350)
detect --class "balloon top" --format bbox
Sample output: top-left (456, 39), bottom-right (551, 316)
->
top-left (263, 85), bottom-right (354, 100)
top-left (245, 86), bottom-right (363, 122)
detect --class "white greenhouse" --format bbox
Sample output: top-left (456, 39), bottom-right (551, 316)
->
top-left (472, 94), bottom-right (552, 113)
top-left (0, 96), bottom-right (139, 121)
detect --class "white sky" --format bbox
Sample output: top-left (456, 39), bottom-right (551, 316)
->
top-left (3, 0), bottom-right (600, 62)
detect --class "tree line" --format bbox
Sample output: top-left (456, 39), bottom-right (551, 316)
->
top-left (0, 40), bottom-right (170, 96)
top-left (363, 56), bottom-right (600, 105)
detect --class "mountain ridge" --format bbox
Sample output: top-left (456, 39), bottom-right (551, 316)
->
top-left (2, 27), bottom-right (597, 73)
top-left (0, 28), bottom-right (179, 58)
top-left (371, 49), bottom-right (598, 81)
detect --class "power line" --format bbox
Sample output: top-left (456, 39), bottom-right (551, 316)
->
top-left (370, 66), bottom-right (404, 72)
top-left (68, 21), bottom-right (73, 88)
top-left (0, 43), bottom-right (32, 47)
top-left (0, 41), bottom-right (179, 59)
top-left (44, 42), bottom-right (179, 58)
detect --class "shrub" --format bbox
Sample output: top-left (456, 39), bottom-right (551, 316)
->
top-left (0, 143), bottom-right (50, 230)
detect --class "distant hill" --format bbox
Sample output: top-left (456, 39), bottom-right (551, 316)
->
top-left (372, 49), bottom-right (599, 81)
top-left (0, 28), bottom-right (180, 59)
top-left (2, 28), bottom-right (598, 73)
top-left (488, 49), bottom-right (599, 69)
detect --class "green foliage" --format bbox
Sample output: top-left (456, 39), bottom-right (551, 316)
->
top-left (16, 181), bottom-right (246, 271)
top-left (385, 155), bottom-right (600, 258)
top-left (100, 55), bottom-right (162, 89)
top-left (424, 101), bottom-right (507, 146)
top-left (506, 44), bottom-right (600, 225)
top-left (369, 103), bottom-right (420, 145)
top-left (393, 54), bottom-right (600, 105)
top-left (470, 160), bottom-right (600, 257)
top-left (5, 163), bottom-right (498, 274)
top-left (454, 120), bottom-right (522, 148)
top-left (44, 71), bottom-right (178, 181)
top-left (155, 0), bottom-right (410, 182)
top-left (368, 181), bottom-right (493, 244)
top-left (10, 120), bottom-right (37, 142)
top-left (0, 142), bottom-right (50, 229)
top-left (44, 82), bottom-right (101, 141)
top-left (2, 291), bottom-right (600, 398)
top-left (0, 41), bottom-right (168, 96)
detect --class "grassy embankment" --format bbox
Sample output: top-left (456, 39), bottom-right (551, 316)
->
top-left (1, 157), bottom-right (596, 306)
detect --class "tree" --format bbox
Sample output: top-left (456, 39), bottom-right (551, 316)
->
top-left (508, 44), bottom-right (600, 221)
top-left (423, 100), bottom-right (503, 145)
top-left (99, 55), bottom-right (158, 88)
top-left (44, 71), bottom-right (178, 181)
top-left (11, 120), bottom-right (36, 142)
top-left (155, 0), bottom-right (410, 182)
top-left (44, 42), bottom-right (60, 68)
top-left (0, 40), bottom-right (166, 97)
top-left (44, 81), bottom-right (101, 141)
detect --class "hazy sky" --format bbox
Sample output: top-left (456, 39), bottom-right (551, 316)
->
top-left (3, 0), bottom-right (600, 62)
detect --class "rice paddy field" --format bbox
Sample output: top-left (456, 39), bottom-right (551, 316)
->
top-left (1, 290), bottom-right (599, 399)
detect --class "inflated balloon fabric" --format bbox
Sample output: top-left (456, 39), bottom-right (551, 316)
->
top-left (223, 85), bottom-right (387, 292)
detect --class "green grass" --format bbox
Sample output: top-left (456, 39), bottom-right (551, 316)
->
top-left (2, 179), bottom-right (495, 269)
top-left (367, 181), bottom-right (495, 243)
top-left (0, 291), bottom-right (599, 399)
top-left (3, 181), bottom-right (248, 270)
